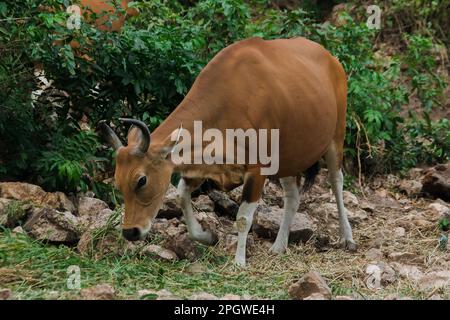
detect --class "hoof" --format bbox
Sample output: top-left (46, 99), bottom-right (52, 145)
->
top-left (234, 256), bottom-right (246, 267)
top-left (269, 242), bottom-right (286, 255)
top-left (340, 238), bottom-right (358, 252)
top-left (192, 230), bottom-right (218, 246)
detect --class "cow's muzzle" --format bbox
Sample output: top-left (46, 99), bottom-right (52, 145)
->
top-left (122, 227), bottom-right (141, 241)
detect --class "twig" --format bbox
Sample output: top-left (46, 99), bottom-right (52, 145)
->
top-left (0, 17), bottom-right (32, 22)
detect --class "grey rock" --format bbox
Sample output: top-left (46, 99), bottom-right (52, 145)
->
top-left (207, 190), bottom-right (239, 217)
top-left (77, 197), bottom-right (109, 217)
top-left (388, 252), bottom-right (423, 265)
top-left (23, 208), bottom-right (79, 243)
top-left (253, 205), bottom-right (316, 243)
top-left (418, 270), bottom-right (450, 291)
top-left (0, 182), bottom-right (75, 213)
top-left (365, 248), bottom-right (382, 261)
top-left (421, 163), bottom-right (450, 201)
top-left (140, 244), bottom-right (178, 262)
top-left (0, 288), bottom-right (12, 300)
top-left (399, 180), bottom-right (423, 197)
top-left (157, 184), bottom-right (182, 219)
top-left (343, 191), bottom-right (359, 206)
top-left (192, 195), bottom-right (215, 212)
top-left (288, 271), bottom-right (332, 300)
top-left (81, 284), bottom-right (115, 300)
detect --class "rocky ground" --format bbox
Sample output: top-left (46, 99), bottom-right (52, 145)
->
top-left (0, 163), bottom-right (449, 300)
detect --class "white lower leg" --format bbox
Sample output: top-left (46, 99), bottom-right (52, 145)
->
top-left (329, 169), bottom-right (356, 250)
top-left (177, 179), bottom-right (215, 245)
top-left (270, 177), bottom-right (299, 254)
top-left (235, 201), bottom-right (258, 266)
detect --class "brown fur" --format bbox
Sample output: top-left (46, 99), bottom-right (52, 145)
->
top-left (114, 37), bottom-right (347, 231)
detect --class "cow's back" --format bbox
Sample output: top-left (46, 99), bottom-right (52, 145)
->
top-left (154, 37), bottom-right (347, 178)
top-left (196, 37), bottom-right (345, 177)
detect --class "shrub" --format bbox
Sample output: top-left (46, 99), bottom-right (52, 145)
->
top-left (0, 0), bottom-right (448, 200)
top-left (403, 33), bottom-right (446, 110)
top-left (34, 129), bottom-right (107, 193)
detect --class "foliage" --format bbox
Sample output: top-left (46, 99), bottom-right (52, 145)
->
top-left (0, 0), bottom-right (448, 201)
top-left (439, 217), bottom-right (449, 232)
top-left (382, 0), bottom-right (450, 45)
top-left (403, 33), bottom-right (446, 110)
top-left (34, 129), bottom-right (107, 193)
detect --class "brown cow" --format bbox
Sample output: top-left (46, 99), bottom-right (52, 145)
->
top-left (100, 37), bottom-right (356, 266)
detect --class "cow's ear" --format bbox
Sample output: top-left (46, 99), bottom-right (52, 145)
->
top-left (160, 124), bottom-right (184, 159)
top-left (120, 118), bottom-right (151, 154)
top-left (127, 125), bottom-right (144, 149)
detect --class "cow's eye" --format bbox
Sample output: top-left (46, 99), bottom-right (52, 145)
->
top-left (136, 176), bottom-right (147, 190)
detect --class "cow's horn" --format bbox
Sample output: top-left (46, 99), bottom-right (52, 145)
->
top-left (119, 118), bottom-right (151, 154)
top-left (98, 120), bottom-right (123, 150)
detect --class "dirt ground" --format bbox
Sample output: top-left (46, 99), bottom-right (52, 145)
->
top-left (0, 167), bottom-right (449, 300)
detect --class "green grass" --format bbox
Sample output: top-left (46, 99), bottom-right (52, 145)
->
top-left (0, 228), bottom-right (289, 299)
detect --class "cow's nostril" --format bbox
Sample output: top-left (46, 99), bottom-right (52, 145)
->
top-left (122, 228), bottom-right (141, 241)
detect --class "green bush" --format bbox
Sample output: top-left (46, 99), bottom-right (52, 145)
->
top-left (34, 130), bottom-right (107, 192)
top-left (0, 0), bottom-right (448, 200)
top-left (403, 33), bottom-right (446, 110)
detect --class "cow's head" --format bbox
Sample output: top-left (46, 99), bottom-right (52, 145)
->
top-left (99, 119), bottom-right (179, 241)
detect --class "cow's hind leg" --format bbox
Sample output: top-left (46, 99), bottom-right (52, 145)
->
top-left (324, 145), bottom-right (357, 251)
top-left (269, 176), bottom-right (300, 254)
top-left (177, 177), bottom-right (218, 245)
top-left (235, 172), bottom-right (266, 266)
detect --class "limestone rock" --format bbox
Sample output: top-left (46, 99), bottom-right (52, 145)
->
top-left (207, 190), bottom-right (239, 217)
top-left (418, 270), bottom-right (450, 291)
top-left (394, 227), bottom-right (406, 238)
top-left (428, 202), bottom-right (450, 221)
top-left (81, 284), bottom-right (115, 300)
top-left (288, 271), bottom-right (332, 300)
top-left (399, 180), bottom-right (423, 197)
top-left (140, 244), bottom-right (178, 262)
top-left (303, 293), bottom-right (329, 300)
top-left (365, 248), bottom-right (382, 261)
top-left (262, 180), bottom-right (284, 207)
top-left (151, 219), bottom-right (200, 261)
top-left (12, 226), bottom-right (26, 235)
top-left (0, 182), bottom-right (75, 212)
top-left (79, 208), bottom-right (117, 233)
top-left (253, 205), bottom-right (316, 243)
top-left (157, 184), bottom-right (182, 219)
top-left (0, 288), bottom-right (12, 300)
top-left (192, 195), bottom-right (215, 212)
top-left (23, 208), bottom-right (79, 243)
top-left (421, 163), bottom-right (450, 201)
top-left (343, 191), bottom-right (359, 206)
top-left (77, 196), bottom-right (108, 217)
top-left (391, 263), bottom-right (423, 282)
top-left (388, 252), bottom-right (423, 265)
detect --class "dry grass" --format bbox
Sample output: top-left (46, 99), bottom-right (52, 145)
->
top-left (0, 172), bottom-right (449, 300)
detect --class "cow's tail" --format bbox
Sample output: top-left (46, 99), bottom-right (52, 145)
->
top-left (302, 162), bottom-right (320, 192)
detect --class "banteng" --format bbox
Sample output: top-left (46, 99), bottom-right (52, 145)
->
top-left (100, 37), bottom-right (356, 266)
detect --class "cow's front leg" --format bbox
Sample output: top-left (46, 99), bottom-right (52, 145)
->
top-left (235, 173), bottom-right (266, 266)
top-left (177, 178), bottom-right (217, 245)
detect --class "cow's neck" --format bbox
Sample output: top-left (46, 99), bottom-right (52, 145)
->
top-left (152, 97), bottom-right (204, 142)
top-left (149, 95), bottom-right (244, 182)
